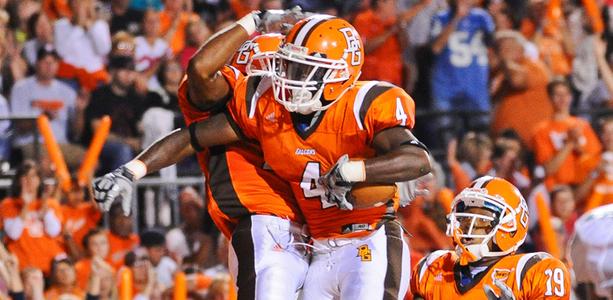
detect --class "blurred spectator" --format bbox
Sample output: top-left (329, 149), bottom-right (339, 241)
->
top-left (0, 160), bottom-right (65, 275)
top-left (260, 0), bottom-right (283, 10)
top-left (140, 229), bottom-right (177, 287)
top-left (135, 9), bottom-right (171, 91)
top-left (549, 185), bottom-right (578, 253)
top-left (111, 31), bottom-right (136, 57)
top-left (0, 250), bottom-right (24, 300)
top-left (203, 234), bottom-right (229, 278)
top-left (166, 187), bottom-right (216, 268)
top-left (84, 55), bottom-right (158, 174)
top-left (581, 118), bottom-right (613, 211)
top-left (570, 8), bottom-right (601, 110)
top-left (42, 0), bottom-right (72, 21)
top-left (155, 58), bottom-right (182, 111)
top-left (75, 228), bottom-right (114, 293)
top-left (446, 131), bottom-right (492, 193)
top-left (54, 0), bottom-right (111, 91)
top-left (533, 12), bottom-right (574, 78)
top-left (130, 0), bottom-right (164, 11)
top-left (532, 78), bottom-right (601, 187)
top-left (490, 129), bottom-right (531, 192)
top-left (353, 0), bottom-right (429, 86)
top-left (86, 256), bottom-right (115, 300)
top-left (23, 13), bottom-right (54, 67)
top-left (429, 0), bottom-right (494, 132)
top-left (9, 46), bottom-right (85, 169)
top-left (588, 35), bottom-right (613, 109)
top-left (179, 18), bottom-right (211, 70)
top-left (159, 0), bottom-right (198, 55)
top-left (126, 247), bottom-right (163, 299)
top-left (60, 180), bottom-right (101, 258)
top-left (21, 267), bottom-right (45, 300)
top-left (229, 0), bottom-right (259, 19)
top-left (106, 203), bottom-right (139, 270)
top-left (13, 1), bottom-right (41, 45)
top-left (398, 161), bottom-right (453, 254)
top-left (0, 20), bottom-right (28, 97)
top-left (109, 0), bottom-right (143, 35)
top-left (44, 257), bottom-right (85, 299)
top-left (490, 30), bottom-right (553, 147)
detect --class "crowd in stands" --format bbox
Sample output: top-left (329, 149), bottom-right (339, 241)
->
top-left (0, 0), bottom-right (611, 299)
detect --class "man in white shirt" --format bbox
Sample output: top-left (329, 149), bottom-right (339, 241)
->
top-left (10, 47), bottom-right (78, 147)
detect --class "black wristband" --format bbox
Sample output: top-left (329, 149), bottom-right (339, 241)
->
top-left (188, 122), bottom-right (205, 152)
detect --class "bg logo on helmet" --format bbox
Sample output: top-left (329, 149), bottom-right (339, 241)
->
top-left (339, 27), bottom-right (362, 66)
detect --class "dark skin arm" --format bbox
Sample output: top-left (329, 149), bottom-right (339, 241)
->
top-left (186, 25), bottom-right (250, 110)
top-left (365, 127), bottom-right (432, 183)
top-left (135, 113), bottom-right (240, 173)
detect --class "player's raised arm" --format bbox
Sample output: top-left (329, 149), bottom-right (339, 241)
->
top-left (93, 113), bottom-right (239, 215)
top-left (186, 14), bottom-right (255, 109)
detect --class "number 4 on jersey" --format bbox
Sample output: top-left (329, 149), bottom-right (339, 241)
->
top-left (300, 162), bottom-right (337, 209)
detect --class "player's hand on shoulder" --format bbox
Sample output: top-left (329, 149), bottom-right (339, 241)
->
top-left (318, 154), bottom-right (355, 210)
top-left (93, 166), bottom-right (136, 215)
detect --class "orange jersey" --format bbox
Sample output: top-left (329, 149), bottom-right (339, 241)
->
top-left (0, 198), bottom-right (65, 274)
top-left (411, 250), bottom-right (571, 300)
top-left (178, 67), bottom-right (302, 238)
top-left (61, 202), bottom-right (101, 248)
top-left (227, 77), bottom-right (416, 238)
top-left (106, 232), bottom-right (139, 270)
top-left (532, 116), bottom-right (601, 185)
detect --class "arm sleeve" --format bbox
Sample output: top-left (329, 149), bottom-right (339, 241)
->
top-left (88, 20), bottom-right (112, 56)
top-left (410, 256), bottom-right (428, 297)
top-left (533, 128), bottom-right (555, 165)
top-left (363, 86), bottom-right (416, 143)
top-left (9, 83), bottom-right (28, 114)
top-left (522, 258), bottom-right (571, 299)
top-left (43, 209), bottom-right (62, 237)
top-left (3, 217), bottom-right (24, 240)
top-left (430, 15), bottom-right (444, 42)
top-left (54, 19), bottom-right (82, 58)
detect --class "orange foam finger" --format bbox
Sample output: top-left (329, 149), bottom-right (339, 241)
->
top-left (582, 0), bottom-right (604, 33)
top-left (174, 271), bottom-right (187, 300)
top-left (37, 115), bottom-right (71, 192)
top-left (118, 267), bottom-right (133, 300)
top-left (536, 193), bottom-right (561, 258)
top-left (78, 115), bottom-right (111, 186)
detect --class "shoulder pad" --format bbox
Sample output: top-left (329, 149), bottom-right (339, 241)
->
top-left (417, 250), bottom-right (452, 284)
top-left (515, 252), bottom-right (552, 290)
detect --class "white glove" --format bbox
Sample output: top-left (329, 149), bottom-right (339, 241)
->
top-left (318, 154), bottom-right (355, 210)
top-left (93, 166), bottom-right (135, 216)
top-left (484, 280), bottom-right (516, 300)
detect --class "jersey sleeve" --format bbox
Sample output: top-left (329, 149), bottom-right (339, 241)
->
top-left (521, 257), bottom-right (571, 300)
top-left (225, 76), bottom-right (260, 140)
top-left (363, 86), bottom-right (416, 143)
top-left (411, 256), bottom-right (428, 297)
top-left (178, 65), bottom-right (245, 125)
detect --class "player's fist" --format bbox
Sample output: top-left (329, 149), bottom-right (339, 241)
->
top-left (93, 166), bottom-right (135, 216)
top-left (254, 6), bottom-right (307, 33)
top-left (318, 154), bottom-right (355, 210)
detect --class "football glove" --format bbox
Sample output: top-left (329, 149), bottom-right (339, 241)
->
top-left (318, 154), bottom-right (355, 210)
top-left (93, 166), bottom-right (135, 216)
top-left (484, 279), bottom-right (516, 300)
top-left (254, 6), bottom-right (308, 33)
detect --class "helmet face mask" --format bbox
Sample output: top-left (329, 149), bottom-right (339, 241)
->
top-left (446, 177), bottom-right (529, 265)
top-left (271, 15), bottom-right (364, 115)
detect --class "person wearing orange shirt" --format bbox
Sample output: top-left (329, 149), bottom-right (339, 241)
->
top-left (353, 0), bottom-right (430, 87)
top-left (158, 0), bottom-right (198, 55)
top-left (75, 228), bottom-right (114, 292)
top-left (106, 203), bottom-right (139, 270)
top-left (0, 160), bottom-right (65, 275)
top-left (532, 78), bottom-right (602, 187)
top-left (61, 181), bottom-right (101, 257)
top-left (44, 257), bottom-right (85, 299)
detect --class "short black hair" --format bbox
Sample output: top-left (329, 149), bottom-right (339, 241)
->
top-left (82, 227), bottom-right (105, 249)
top-left (140, 229), bottom-right (166, 248)
top-left (546, 77), bottom-right (571, 99)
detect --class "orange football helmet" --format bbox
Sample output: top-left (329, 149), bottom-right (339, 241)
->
top-left (230, 33), bottom-right (283, 75)
top-left (446, 176), bottom-right (529, 265)
top-left (272, 15), bottom-right (364, 114)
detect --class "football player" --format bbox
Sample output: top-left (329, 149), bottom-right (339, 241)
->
top-left (569, 204), bottom-right (613, 300)
top-left (411, 176), bottom-right (571, 300)
top-left (94, 12), bottom-right (432, 300)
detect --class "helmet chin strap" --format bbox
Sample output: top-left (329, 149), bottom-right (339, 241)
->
top-left (288, 88), bottom-right (324, 115)
top-left (452, 229), bottom-right (479, 266)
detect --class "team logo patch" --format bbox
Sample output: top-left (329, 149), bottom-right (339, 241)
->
top-left (357, 244), bottom-right (372, 261)
top-left (491, 268), bottom-right (511, 282)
